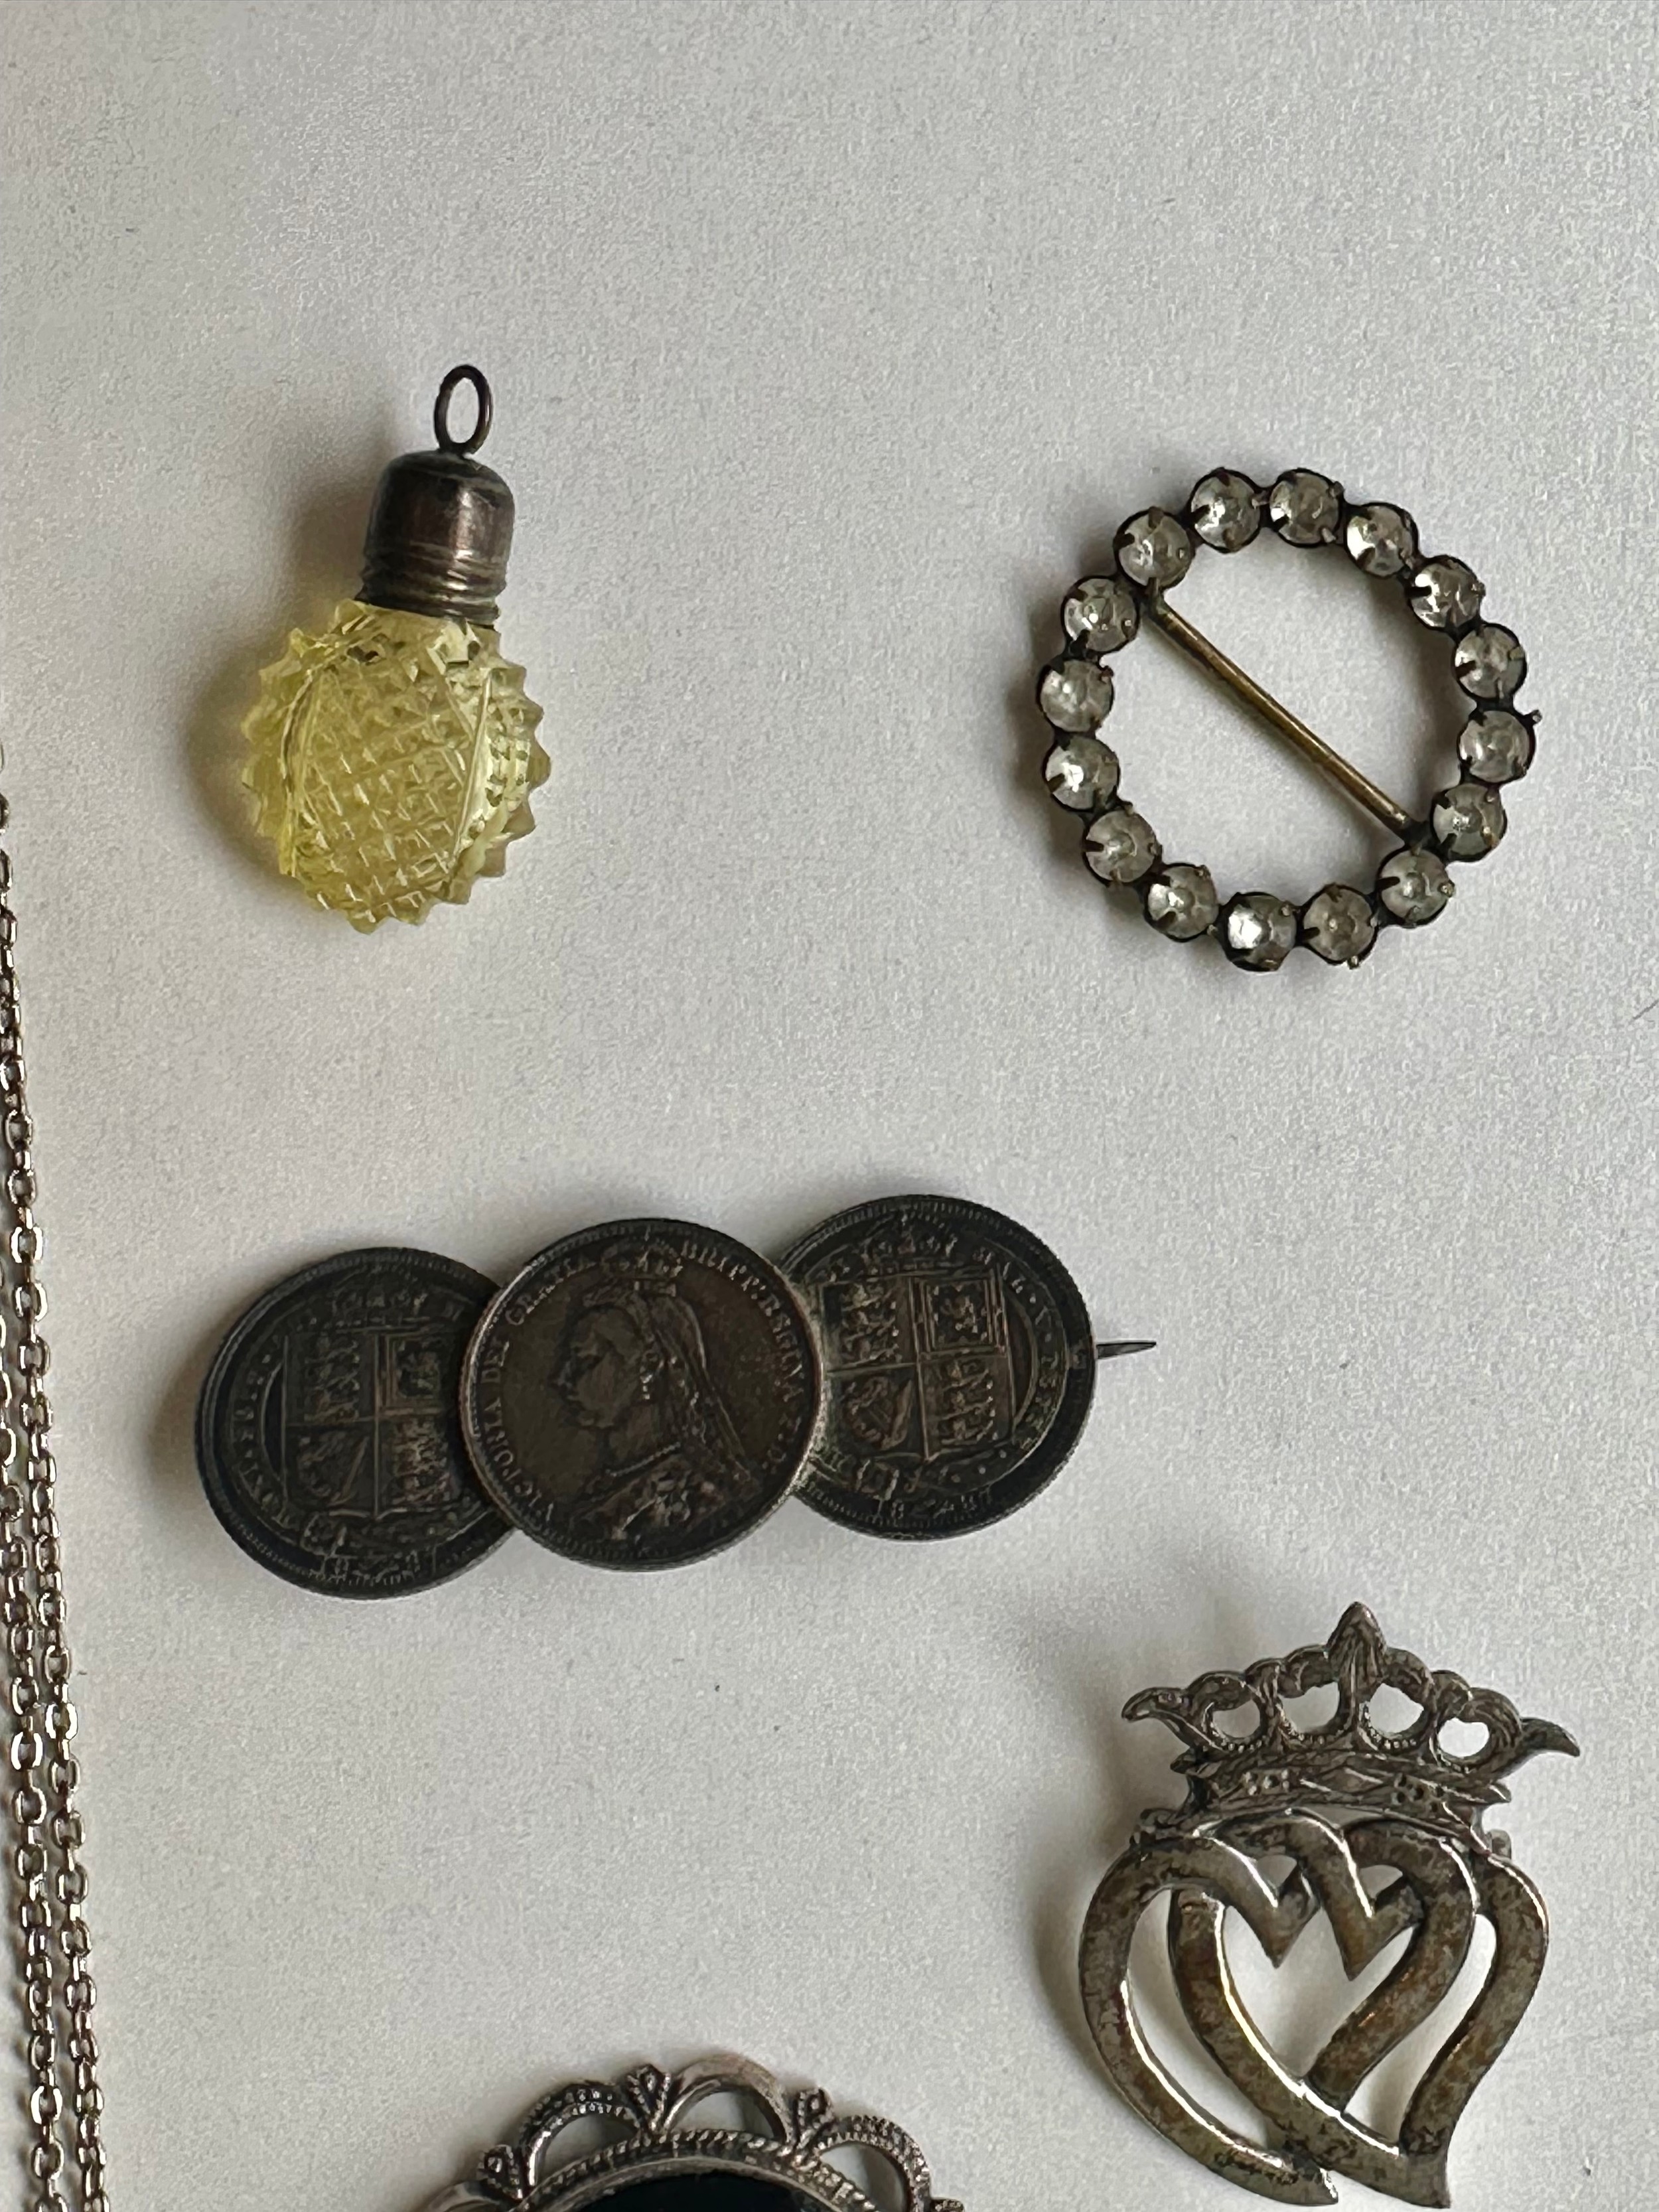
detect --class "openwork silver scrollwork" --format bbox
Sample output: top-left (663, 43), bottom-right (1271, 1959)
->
top-left (1077, 1603), bottom-right (1576, 2205)
top-left (419, 2055), bottom-right (962, 2212)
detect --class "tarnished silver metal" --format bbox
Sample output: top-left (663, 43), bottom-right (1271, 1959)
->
top-left (359, 365), bottom-right (516, 624)
top-left (417, 2054), bottom-right (962, 2212)
top-left (1037, 471), bottom-right (1537, 969)
top-left (462, 1220), bottom-right (824, 1570)
top-left (0, 776), bottom-right (108, 2212)
top-left (194, 1248), bottom-right (509, 1597)
top-left (1078, 1603), bottom-right (1575, 2206)
top-left (778, 1193), bottom-right (1153, 1540)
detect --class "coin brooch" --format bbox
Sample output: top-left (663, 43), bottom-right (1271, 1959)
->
top-left (194, 1199), bottom-right (1151, 1589)
top-left (194, 1248), bottom-right (508, 1597)
top-left (1039, 470), bottom-right (1536, 969)
top-left (1076, 1603), bottom-right (1576, 2205)
top-left (779, 1193), bottom-right (1151, 1540)
top-left (461, 1218), bottom-right (823, 1570)
top-left (419, 2054), bottom-right (961, 2212)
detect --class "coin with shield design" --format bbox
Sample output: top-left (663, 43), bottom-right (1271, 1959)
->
top-left (778, 1193), bottom-right (1151, 1538)
top-left (194, 1246), bottom-right (509, 1596)
top-left (460, 1218), bottom-right (823, 1568)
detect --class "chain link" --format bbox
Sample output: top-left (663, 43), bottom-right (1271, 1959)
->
top-left (0, 792), bottom-right (106, 2212)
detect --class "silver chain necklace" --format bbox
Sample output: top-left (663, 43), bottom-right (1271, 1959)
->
top-left (0, 780), bottom-right (107, 2212)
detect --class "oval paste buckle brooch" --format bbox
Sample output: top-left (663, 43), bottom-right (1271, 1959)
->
top-left (1037, 469), bottom-right (1536, 970)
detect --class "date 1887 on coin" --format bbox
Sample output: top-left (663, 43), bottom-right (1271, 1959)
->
top-left (780, 1194), bottom-right (1149, 1539)
top-left (195, 1247), bottom-right (508, 1597)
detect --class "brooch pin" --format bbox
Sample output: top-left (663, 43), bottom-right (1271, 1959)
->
top-left (778, 1193), bottom-right (1151, 1540)
top-left (192, 1200), bottom-right (1152, 1591)
top-left (1077, 1603), bottom-right (1576, 2205)
top-left (1038, 471), bottom-right (1535, 968)
top-left (418, 2054), bottom-right (961, 2212)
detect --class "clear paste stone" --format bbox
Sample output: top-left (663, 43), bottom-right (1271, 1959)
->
top-left (1378, 846), bottom-right (1455, 926)
top-left (1409, 557), bottom-right (1484, 630)
top-left (1044, 735), bottom-right (1120, 812)
top-left (1084, 806), bottom-right (1161, 883)
top-left (1189, 471), bottom-right (1261, 552)
top-left (1142, 862), bottom-right (1219, 940)
top-left (1267, 471), bottom-right (1341, 546)
top-left (1345, 504), bottom-right (1416, 577)
top-left (1039, 657), bottom-right (1114, 731)
top-left (1431, 782), bottom-right (1506, 860)
top-left (1116, 509), bottom-right (1193, 589)
top-left (1459, 707), bottom-right (1534, 784)
top-left (1301, 884), bottom-right (1377, 967)
top-left (1062, 575), bottom-right (1139, 654)
top-left (1453, 624), bottom-right (1526, 700)
top-left (1221, 892), bottom-right (1299, 971)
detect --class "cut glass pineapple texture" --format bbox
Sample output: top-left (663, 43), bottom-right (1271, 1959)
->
top-left (241, 366), bottom-right (546, 930)
top-left (244, 601), bottom-right (547, 930)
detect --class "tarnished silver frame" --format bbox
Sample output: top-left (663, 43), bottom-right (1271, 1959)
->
top-left (1036, 471), bottom-right (1538, 970)
top-left (1077, 1605), bottom-right (1575, 2205)
top-left (420, 2056), bottom-right (962, 2212)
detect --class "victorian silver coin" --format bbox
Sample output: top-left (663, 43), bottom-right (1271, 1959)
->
top-left (778, 1193), bottom-right (1145, 1539)
top-left (194, 1246), bottom-right (509, 1597)
top-left (461, 1219), bottom-right (822, 1568)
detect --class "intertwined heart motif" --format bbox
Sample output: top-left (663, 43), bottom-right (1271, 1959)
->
top-left (1080, 1812), bottom-right (1552, 2205)
top-left (1076, 1606), bottom-right (1574, 2205)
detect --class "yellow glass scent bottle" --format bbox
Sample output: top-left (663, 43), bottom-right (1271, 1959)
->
top-left (244, 366), bottom-right (548, 930)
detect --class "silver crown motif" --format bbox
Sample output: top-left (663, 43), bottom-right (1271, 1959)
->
top-left (825, 1218), bottom-right (968, 1281)
top-left (1078, 1604), bottom-right (1577, 2208)
top-left (595, 1240), bottom-right (687, 1286)
top-left (1129, 1600), bottom-right (1577, 1845)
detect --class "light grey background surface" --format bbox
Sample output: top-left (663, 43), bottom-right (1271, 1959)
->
top-left (2, 3), bottom-right (1655, 2207)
